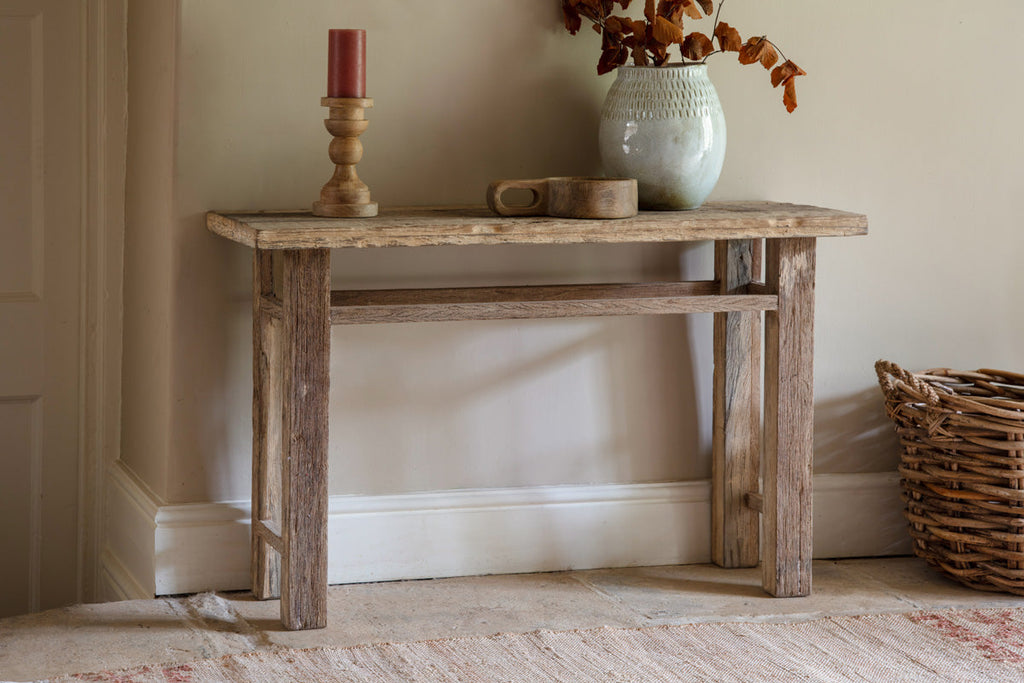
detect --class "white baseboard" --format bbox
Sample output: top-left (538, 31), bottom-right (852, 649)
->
top-left (102, 466), bottom-right (911, 597)
top-left (812, 472), bottom-right (912, 558)
top-left (102, 462), bottom-right (158, 599)
top-left (97, 548), bottom-right (150, 602)
top-left (326, 481), bottom-right (712, 586)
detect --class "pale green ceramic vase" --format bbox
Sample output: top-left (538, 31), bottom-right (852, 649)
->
top-left (599, 64), bottom-right (726, 210)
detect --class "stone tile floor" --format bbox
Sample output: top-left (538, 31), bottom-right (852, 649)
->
top-left (4, 557), bottom-right (1024, 681)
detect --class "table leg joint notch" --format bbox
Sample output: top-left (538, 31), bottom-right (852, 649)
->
top-left (744, 492), bottom-right (764, 513)
top-left (255, 519), bottom-right (284, 553)
top-left (261, 294), bottom-right (283, 320)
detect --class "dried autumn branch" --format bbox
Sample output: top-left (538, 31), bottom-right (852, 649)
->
top-left (560, 0), bottom-right (805, 112)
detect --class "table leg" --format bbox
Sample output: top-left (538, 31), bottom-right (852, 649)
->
top-left (763, 237), bottom-right (816, 597)
top-left (252, 250), bottom-right (281, 600)
top-left (712, 239), bottom-right (761, 568)
top-left (279, 248), bottom-right (331, 629)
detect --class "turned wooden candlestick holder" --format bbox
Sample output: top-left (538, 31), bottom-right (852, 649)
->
top-left (312, 97), bottom-right (378, 217)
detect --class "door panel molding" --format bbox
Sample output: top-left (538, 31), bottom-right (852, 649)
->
top-left (0, 11), bottom-right (43, 301)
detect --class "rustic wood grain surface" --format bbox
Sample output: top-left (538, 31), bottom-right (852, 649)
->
top-left (278, 249), bottom-right (331, 630)
top-left (712, 239), bottom-right (762, 570)
top-left (207, 203), bottom-right (867, 250)
top-left (762, 237), bottom-right (817, 598)
top-left (251, 251), bottom-right (282, 601)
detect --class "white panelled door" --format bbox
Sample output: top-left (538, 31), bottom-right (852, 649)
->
top-left (0, 0), bottom-right (84, 617)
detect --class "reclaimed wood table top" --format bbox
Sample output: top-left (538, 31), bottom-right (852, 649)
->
top-left (206, 202), bottom-right (868, 250)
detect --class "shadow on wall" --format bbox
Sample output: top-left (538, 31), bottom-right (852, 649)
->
top-left (814, 385), bottom-right (901, 474)
top-left (329, 308), bottom-right (708, 496)
top-left (363, 6), bottom-right (607, 204)
top-left (373, 69), bottom-right (605, 206)
top-left (170, 213), bottom-right (255, 503)
top-left (323, 242), bottom-right (715, 496)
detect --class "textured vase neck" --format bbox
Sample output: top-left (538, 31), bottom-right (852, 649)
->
top-left (601, 64), bottom-right (720, 121)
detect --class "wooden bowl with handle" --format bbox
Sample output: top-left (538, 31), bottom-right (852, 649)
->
top-left (487, 177), bottom-right (638, 219)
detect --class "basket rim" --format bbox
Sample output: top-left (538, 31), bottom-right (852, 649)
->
top-left (876, 359), bottom-right (1024, 420)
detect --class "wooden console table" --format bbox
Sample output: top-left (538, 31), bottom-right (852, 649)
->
top-left (206, 202), bottom-right (867, 630)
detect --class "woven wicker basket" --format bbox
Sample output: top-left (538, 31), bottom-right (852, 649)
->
top-left (875, 360), bottom-right (1024, 594)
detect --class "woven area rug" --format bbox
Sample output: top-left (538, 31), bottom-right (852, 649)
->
top-left (45, 608), bottom-right (1024, 682)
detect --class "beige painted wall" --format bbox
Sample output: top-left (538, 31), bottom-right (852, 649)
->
top-left (122, 1), bottom-right (1024, 504)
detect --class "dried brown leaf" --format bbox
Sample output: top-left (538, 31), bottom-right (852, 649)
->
top-left (696, 0), bottom-right (714, 15)
top-left (680, 0), bottom-right (703, 20)
top-left (652, 15), bottom-right (685, 45)
top-left (576, 0), bottom-right (603, 20)
top-left (770, 59), bottom-right (806, 88)
top-left (604, 15), bottom-right (626, 36)
top-left (714, 21), bottom-right (742, 52)
top-left (650, 43), bottom-right (670, 65)
top-left (783, 78), bottom-right (798, 112)
top-left (644, 0), bottom-right (657, 22)
top-left (561, 0), bottom-right (582, 35)
top-left (601, 27), bottom-right (620, 49)
top-left (681, 32), bottom-right (714, 60)
top-left (629, 37), bottom-right (650, 65)
top-left (624, 19), bottom-right (647, 66)
top-left (738, 36), bottom-right (778, 70)
top-left (598, 43), bottom-right (629, 74)
top-left (656, 0), bottom-right (685, 26)
top-left (659, 0), bottom-right (701, 21)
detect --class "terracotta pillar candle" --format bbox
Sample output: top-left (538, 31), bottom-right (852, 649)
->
top-left (327, 29), bottom-right (365, 98)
